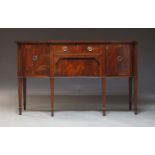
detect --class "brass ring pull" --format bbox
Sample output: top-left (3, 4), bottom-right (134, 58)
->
top-left (32, 56), bottom-right (38, 61)
top-left (63, 46), bottom-right (68, 52)
top-left (117, 56), bottom-right (124, 62)
top-left (87, 46), bottom-right (93, 52)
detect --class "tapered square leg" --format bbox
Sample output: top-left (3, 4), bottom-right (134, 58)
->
top-left (133, 77), bottom-right (138, 114)
top-left (129, 77), bottom-right (132, 110)
top-left (102, 78), bottom-right (106, 116)
top-left (23, 78), bottom-right (27, 111)
top-left (18, 78), bottom-right (23, 115)
top-left (50, 78), bottom-right (54, 117)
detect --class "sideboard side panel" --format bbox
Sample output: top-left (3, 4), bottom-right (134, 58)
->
top-left (133, 43), bottom-right (138, 77)
top-left (17, 44), bottom-right (23, 77)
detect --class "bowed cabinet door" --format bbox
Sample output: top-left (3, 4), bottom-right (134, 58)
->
top-left (22, 44), bottom-right (50, 77)
top-left (106, 44), bottom-right (132, 76)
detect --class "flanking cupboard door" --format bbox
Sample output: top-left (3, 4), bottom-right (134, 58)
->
top-left (22, 44), bottom-right (50, 77)
top-left (105, 44), bottom-right (132, 76)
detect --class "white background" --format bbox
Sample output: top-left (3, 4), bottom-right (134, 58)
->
top-left (0, 0), bottom-right (155, 155)
top-left (0, 0), bottom-right (155, 28)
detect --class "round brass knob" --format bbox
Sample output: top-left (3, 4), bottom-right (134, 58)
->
top-left (32, 56), bottom-right (38, 61)
top-left (87, 46), bottom-right (93, 52)
top-left (117, 56), bottom-right (124, 62)
top-left (106, 46), bottom-right (109, 51)
top-left (63, 46), bottom-right (68, 52)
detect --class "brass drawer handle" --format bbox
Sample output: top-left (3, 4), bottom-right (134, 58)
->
top-left (32, 56), bottom-right (38, 61)
top-left (63, 46), bottom-right (68, 52)
top-left (87, 46), bottom-right (93, 52)
top-left (117, 56), bottom-right (124, 62)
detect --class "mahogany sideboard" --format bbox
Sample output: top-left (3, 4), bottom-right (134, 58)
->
top-left (16, 41), bottom-right (138, 116)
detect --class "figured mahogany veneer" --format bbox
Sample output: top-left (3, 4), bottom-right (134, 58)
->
top-left (17, 41), bottom-right (138, 116)
top-left (22, 44), bottom-right (50, 77)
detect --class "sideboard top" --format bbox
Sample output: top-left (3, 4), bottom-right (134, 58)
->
top-left (16, 40), bottom-right (137, 44)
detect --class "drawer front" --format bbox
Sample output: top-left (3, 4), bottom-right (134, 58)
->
top-left (106, 44), bottom-right (132, 76)
top-left (53, 44), bottom-right (102, 55)
top-left (22, 45), bottom-right (50, 76)
top-left (55, 57), bottom-right (101, 77)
